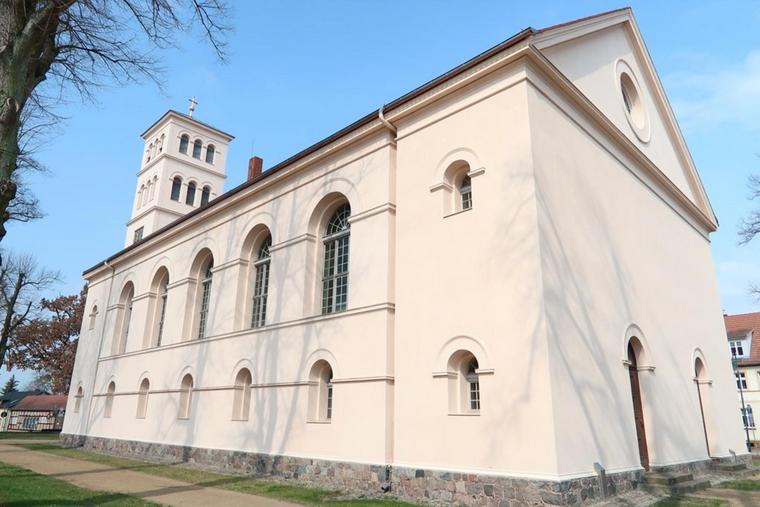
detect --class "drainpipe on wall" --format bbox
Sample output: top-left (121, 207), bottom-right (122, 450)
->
top-left (378, 105), bottom-right (397, 140)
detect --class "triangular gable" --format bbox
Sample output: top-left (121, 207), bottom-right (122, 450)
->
top-left (531, 8), bottom-right (716, 225)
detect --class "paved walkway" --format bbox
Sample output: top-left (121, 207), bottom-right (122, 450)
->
top-left (0, 441), bottom-right (299, 507)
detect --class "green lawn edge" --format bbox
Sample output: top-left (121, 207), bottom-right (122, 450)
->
top-left (17, 442), bottom-right (418, 506)
top-left (0, 460), bottom-right (158, 506)
top-left (652, 497), bottom-right (727, 507)
top-left (0, 431), bottom-right (61, 440)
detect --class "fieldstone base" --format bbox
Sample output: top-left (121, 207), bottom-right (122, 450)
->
top-left (60, 434), bottom-right (744, 506)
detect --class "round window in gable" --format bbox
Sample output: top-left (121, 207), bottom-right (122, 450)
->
top-left (615, 60), bottom-right (650, 143)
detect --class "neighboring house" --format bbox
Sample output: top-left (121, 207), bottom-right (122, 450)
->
top-left (723, 312), bottom-right (760, 443)
top-left (62, 8), bottom-right (745, 507)
top-left (0, 390), bottom-right (51, 432)
top-left (5, 395), bottom-right (67, 432)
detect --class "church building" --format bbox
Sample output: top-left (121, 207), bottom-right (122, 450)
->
top-left (62, 8), bottom-right (746, 506)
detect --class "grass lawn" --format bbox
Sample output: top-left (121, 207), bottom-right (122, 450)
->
top-left (17, 443), bottom-right (417, 506)
top-left (718, 479), bottom-right (760, 491)
top-left (0, 431), bottom-right (60, 440)
top-left (0, 460), bottom-right (157, 506)
top-left (653, 498), bottom-right (727, 507)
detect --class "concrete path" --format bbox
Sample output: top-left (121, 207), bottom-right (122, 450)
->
top-left (0, 442), bottom-right (299, 506)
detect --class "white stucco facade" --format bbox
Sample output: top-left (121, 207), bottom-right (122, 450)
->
top-left (63, 8), bottom-right (745, 499)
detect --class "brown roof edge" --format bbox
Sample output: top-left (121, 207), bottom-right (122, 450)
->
top-left (82, 27), bottom-right (536, 277)
top-left (534, 6), bottom-right (631, 34)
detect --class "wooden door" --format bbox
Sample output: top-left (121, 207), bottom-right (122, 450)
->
top-left (628, 344), bottom-right (649, 470)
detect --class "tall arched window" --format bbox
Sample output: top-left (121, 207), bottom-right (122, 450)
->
top-left (149, 176), bottom-right (157, 200)
top-left (170, 177), bottom-right (182, 201)
top-left (200, 186), bottom-right (211, 206)
top-left (74, 386), bottom-right (83, 413)
top-left (179, 135), bottom-right (189, 154)
top-left (252, 235), bottom-right (271, 328)
top-left (136, 378), bottom-right (149, 419)
top-left (185, 182), bottom-right (196, 206)
top-left (459, 175), bottom-right (472, 210)
top-left (146, 144), bottom-right (153, 163)
top-left (192, 139), bottom-right (202, 159)
top-left (321, 203), bottom-right (350, 314)
top-left (197, 259), bottom-right (213, 339)
top-left (115, 283), bottom-right (134, 354)
top-left (447, 351), bottom-right (481, 414)
top-left (178, 374), bottom-right (193, 419)
top-left (205, 145), bottom-right (215, 164)
top-left (104, 381), bottom-right (116, 418)
top-left (155, 272), bottom-right (169, 347)
top-left (232, 368), bottom-right (252, 421)
top-left (143, 181), bottom-right (151, 206)
top-left (88, 305), bottom-right (98, 331)
top-left (308, 360), bottom-right (333, 422)
top-left (158, 134), bottom-right (165, 153)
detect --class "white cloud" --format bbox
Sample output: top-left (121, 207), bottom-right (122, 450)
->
top-left (666, 49), bottom-right (760, 133)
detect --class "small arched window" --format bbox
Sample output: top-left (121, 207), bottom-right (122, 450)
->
top-left (308, 360), bottom-right (334, 422)
top-left (322, 203), bottom-right (351, 314)
top-left (447, 351), bottom-right (481, 414)
top-left (232, 368), bottom-right (252, 421)
top-left (179, 135), bottom-right (189, 154)
top-left (116, 284), bottom-right (135, 354)
top-left (104, 381), bottom-right (116, 418)
top-left (88, 305), bottom-right (98, 331)
top-left (170, 177), bottom-right (182, 201)
top-left (146, 144), bottom-right (153, 163)
top-left (155, 273), bottom-right (169, 347)
top-left (149, 177), bottom-right (157, 200)
top-left (192, 139), bottom-right (202, 159)
top-left (200, 186), bottom-right (211, 206)
top-left (197, 259), bottom-right (213, 339)
top-left (143, 182), bottom-right (151, 206)
top-left (74, 386), bottom-right (83, 413)
top-left (185, 182), bottom-right (196, 206)
top-left (136, 378), bottom-right (149, 419)
top-left (179, 374), bottom-right (193, 419)
top-left (205, 145), bottom-right (215, 164)
top-left (459, 175), bottom-right (472, 210)
top-left (158, 134), bottom-right (165, 153)
top-left (252, 235), bottom-right (272, 328)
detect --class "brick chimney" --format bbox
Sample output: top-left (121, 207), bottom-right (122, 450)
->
top-left (247, 156), bottom-right (263, 181)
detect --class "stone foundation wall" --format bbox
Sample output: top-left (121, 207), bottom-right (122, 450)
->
top-left (58, 433), bottom-right (656, 506)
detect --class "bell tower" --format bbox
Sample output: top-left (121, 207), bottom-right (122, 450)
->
top-left (126, 102), bottom-right (234, 246)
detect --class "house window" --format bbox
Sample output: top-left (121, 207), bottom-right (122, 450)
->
top-left (179, 135), bottom-right (189, 154)
top-left (460, 175), bottom-right (472, 210)
top-left (133, 227), bottom-right (144, 244)
top-left (178, 374), bottom-right (193, 419)
top-left (232, 368), bottom-right (252, 421)
top-left (170, 177), bottom-right (182, 201)
top-left (252, 235), bottom-right (271, 328)
top-left (742, 405), bottom-right (755, 428)
top-left (74, 386), bottom-right (83, 413)
top-left (156, 274), bottom-right (169, 347)
top-left (104, 381), bottom-right (115, 418)
top-left (200, 186), bottom-right (211, 206)
top-left (136, 378), bottom-right (149, 419)
top-left (197, 260), bottom-right (213, 339)
top-left (192, 139), bottom-right (202, 159)
top-left (736, 372), bottom-right (747, 390)
top-left (185, 182), bottom-right (196, 206)
top-left (321, 203), bottom-right (350, 314)
top-left (730, 340), bottom-right (745, 358)
top-left (308, 360), bottom-right (334, 422)
top-left (205, 145), bottom-right (215, 164)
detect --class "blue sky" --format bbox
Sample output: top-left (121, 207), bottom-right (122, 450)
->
top-left (3, 0), bottom-right (760, 387)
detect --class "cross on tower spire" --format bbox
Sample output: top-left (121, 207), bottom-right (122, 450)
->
top-left (188, 96), bottom-right (198, 117)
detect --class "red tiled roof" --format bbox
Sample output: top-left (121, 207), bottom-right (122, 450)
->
top-left (14, 394), bottom-right (67, 411)
top-left (725, 312), bottom-right (760, 365)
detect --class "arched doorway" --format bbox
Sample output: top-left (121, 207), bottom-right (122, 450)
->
top-left (628, 338), bottom-right (649, 470)
top-left (694, 357), bottom-right (713, 457)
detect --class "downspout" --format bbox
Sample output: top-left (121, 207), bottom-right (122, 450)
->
top-left (82, 260), bottom-right (116, 440)
top-left (378, 105), bottom-right (397, 139)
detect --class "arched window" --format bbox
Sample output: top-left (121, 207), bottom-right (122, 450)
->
top-left (74, 386), bottom-right (83, 413)
top-left (115, 283), bottom-right (134, 354)
top-left (154, 271), bottom-right (169, 347)
top-left (197, 259), bottom-right (213, 339)
top-left (146, 144), bottom-right (153, 163)
top-left (232, 368), bottom-right (252, 421)
top-left (185, 182), bottom-right (196, 206)
top-left (459, 175), bottom-right (472, 210)
top-left (158, 134), bottom-right (165, 153)
top-left (149, 177), bottom-right (157, 200)
top-left (252, 235), bottom-right (271, 328)
top-left (179, 135), bottom-right (189, 154)
top-left (200, 186), bottom-right (211, 206)
top-left (143, 182), bottom-right (151, 206)
top-left (205, 145), bottom-right (215, 164)
top-left (136, 378), bottom-right (149, 419)
top-left (447, 351), bottom-right (481, 414)
top-left (88, 305), bottom-right (98, 331)
top-left (104, 381), bottom-right (116, 418)
top-left (178, 374), bottom-right (193, 419)
top-left (192, 139), bottom-right (202, 159)
top-left (308, 360), bottom-right (334, 422)
top-left (170, 177), bottom-right (182, 201)
top-left (138, 185), bottom-right (145, 208)
top-left (322, 203), bottom-right (351, 314)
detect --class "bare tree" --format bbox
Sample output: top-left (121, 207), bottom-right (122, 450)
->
top-left (0, 0), bottom-right (230, 241)
top-left (0, 250), bottom-right (60, 370)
